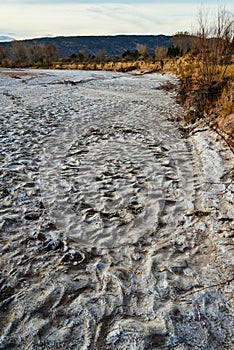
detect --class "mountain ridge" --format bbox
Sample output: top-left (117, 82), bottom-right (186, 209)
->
top-left (0, 35), bottom-right (15, 42)
top-left (0, 34), bottom-right (172, 57)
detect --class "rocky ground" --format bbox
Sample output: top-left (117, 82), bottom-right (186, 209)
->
top-left (0, 68), bottom-right (233, 349)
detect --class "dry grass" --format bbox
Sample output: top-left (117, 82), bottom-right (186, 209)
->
top-left (218, 80), bottom-right (234, 117)
top-left (53, 60), bottom-right (162, 73)
top-left (225, 64), bottom-right (234, 78)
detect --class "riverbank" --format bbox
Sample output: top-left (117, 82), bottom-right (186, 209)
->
top-left (1, 54), bottom-right (233, 154)
top-left (165, 56), bottom-right (234, 153)
top-left (31, 56), bottom-right (233, 154)
top-left (1, 58), bottom-right (233, 155)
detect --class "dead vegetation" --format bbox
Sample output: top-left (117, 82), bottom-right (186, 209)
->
top-left (168, 6), bottom-right (234, 151)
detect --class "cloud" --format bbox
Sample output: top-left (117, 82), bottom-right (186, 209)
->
top-left (1, 0), bottom-right (231, 3)
top-left (0, 2), bottom-right (233, 40)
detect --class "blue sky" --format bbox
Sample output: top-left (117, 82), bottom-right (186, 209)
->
top-left (0, 1), bottom-right (233, 40)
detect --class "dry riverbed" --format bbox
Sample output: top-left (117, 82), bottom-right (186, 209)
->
top-left (0, 68), bottom-right (233, 349)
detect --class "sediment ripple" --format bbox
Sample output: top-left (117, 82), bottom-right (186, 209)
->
top-left (0, 68), bottom-right (233, 350)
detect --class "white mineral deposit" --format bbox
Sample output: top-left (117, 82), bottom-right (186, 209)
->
top-left (0, 68), bottom-right (233, 349)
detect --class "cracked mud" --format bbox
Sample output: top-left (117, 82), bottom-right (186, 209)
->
top-left (0, 68), bottom-right (233, 349)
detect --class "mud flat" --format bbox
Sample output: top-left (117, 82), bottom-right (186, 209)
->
top-left (0, 68), bottom-right (233, 349)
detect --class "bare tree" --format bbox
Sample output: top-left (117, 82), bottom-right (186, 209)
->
top-left (0, 47), bottom-right (8, 64)
top-left (154, 46), bottom-right (167, 60)
top-left (172, 32), bottom-right (195, 54)
top-left (181, 5), bottom-right (234, 117)
top-left (11, 41), bottom-right (28, 66)
top-left (195, 5), bottom-right (234, 86)
top-left (96, 49), bottom-right (106, 63)
top-left (136, 44), bottom-right (148, 58)
top-left (28, 43), bottom-right (45, 64)
top-left (42, 44), bottom-right (58, 65)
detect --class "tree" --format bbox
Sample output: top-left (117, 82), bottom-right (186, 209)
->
top-left (122, 49), bottom-right (139, 61)
top-left (136, 44), bottom-right (148, 58)
top-left (96, 49), bottom-right (106, 63)
top-left (167, 45), bottom-right (182, 58)
top-left (28, 43), bottom-right (45, 65)
top-left (154, 46), bottom-right (167, 60)
top-left (172, 32), bottom-right (195, 54)
top-left (42, 44), bottom-right (58, 65)
top-left (195, 5), bottom-right (234, 86)
top-left (182, 5), bottom-right (234, 118)
top-left (11, 41), bottom-right (28, 66)
top-left (77, 50), bottom-right (85, 62)
top-left (0, 47), bottom-right (8, 64)
top-left (70, 53), bottom-right (77, 62)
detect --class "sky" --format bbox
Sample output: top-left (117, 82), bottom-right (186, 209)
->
top-left (0, 0), bottom-right (233, 40)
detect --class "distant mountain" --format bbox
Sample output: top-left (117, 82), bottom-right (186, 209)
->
top-left (0, 35), bottom-right (171, 57)
top-left (0, 35), bottom-right (14, 42)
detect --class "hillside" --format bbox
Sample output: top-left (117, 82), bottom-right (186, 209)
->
top-left (0, 34), bottom-right (171, 58)
top-left (0, 36), bottom-right (15, 42)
